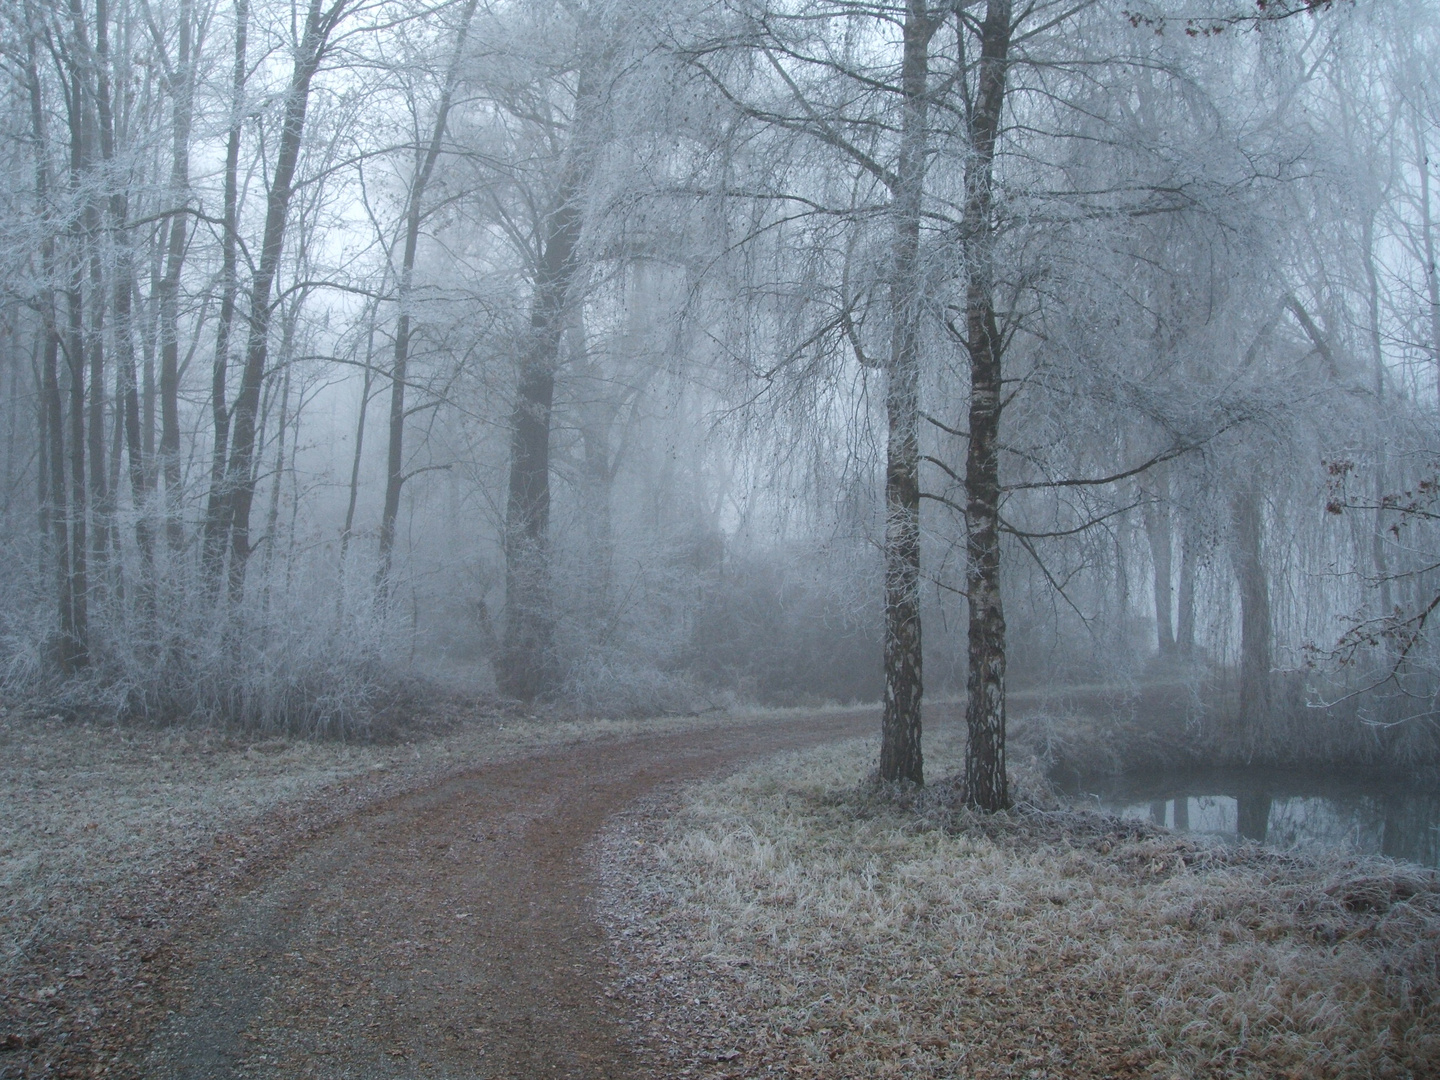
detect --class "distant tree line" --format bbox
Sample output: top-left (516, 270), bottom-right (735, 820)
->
top-left (0, 0), bottom-right (1436, 800)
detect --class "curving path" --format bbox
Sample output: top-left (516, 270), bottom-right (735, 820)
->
top-left (141, 710), bottom-right (875, 1079)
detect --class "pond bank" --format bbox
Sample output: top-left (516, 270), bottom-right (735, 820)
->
top-left (601, 735), bottom-right (1440, 1079)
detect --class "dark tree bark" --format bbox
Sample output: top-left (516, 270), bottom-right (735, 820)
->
top-left (85, 241), bottom-right (107, 578)
top-left (217, 0), bottom-right (343, 603)
top-left (201, 0), bottom-right (248, 587)
top-left (156, 0), bottom-right (194, 553)
top-left (498, 165), bottom-right (587, 701)
top-left (66, 0), bottom-right (111, 586)
top-left (376, 0), bottom-right (477, 598)
top-left (877, 0), bottom-right (936, 786)
top-left (27, 28), bottom-right (80, 670)
top-left (1229, 486), bottom-right (1272, 724)
top-left (62, 26), bottom-right (90, 666)
top-left (961, 0), bottom-right (1012, 811)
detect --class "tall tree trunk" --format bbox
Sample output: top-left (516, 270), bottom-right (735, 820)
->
top-left (1230, 486), bottom-right (1271, 725)
top-left (93, 0), bottom-right (137, 583)
top-left (142, 241), bottom-right (158, 464)
top-left (158, 0), bottom-right (194, 553)
top-left (97, 45), bottom-right (154, 605)
top-left (498, 166), bottom-right (587, 700)
top-left (498, 233), bottom-right (575, 698)
top-left (27, 30), bottom-right (79, 670)
top-left (202, 0), bottom-right (248, 588)
top-left (63, 40), bottom-right (90, 667)
top-left (34, 346), bottom-right (48, 564)
top-left (219, 0), bottom-right (334, 603)
top-left (65, 254), bottom-right (89, 666)
top-left (67, 0), bottom-right (109, 599)
top-left (86, 238), bottom-right (108, 581)
top-left (961, 0), bottom-right (1012, 811)
top-left (877, 0), bottom-right (935, 786)
top-left (1141, 468), bottom-right (1175, 656)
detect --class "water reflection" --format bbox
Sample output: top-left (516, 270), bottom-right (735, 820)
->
top-left (1056, 768), bottom-right (1440, 867)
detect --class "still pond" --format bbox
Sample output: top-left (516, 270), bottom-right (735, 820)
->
top-left (1055, 766), bottom-right (1440, 868)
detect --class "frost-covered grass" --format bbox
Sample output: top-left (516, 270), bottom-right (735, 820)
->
top-left (615, 737), bottom-right (1440, 1079)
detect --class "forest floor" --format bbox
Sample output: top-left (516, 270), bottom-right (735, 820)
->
top-left (602, 733), bottom-right (1440, 1080)
top-left (3, 698), bottom-right (1437, 1079)
top-left (0, 699), bottom-right (873, 1078)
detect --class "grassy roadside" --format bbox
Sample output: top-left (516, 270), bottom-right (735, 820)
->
top-left (602, 735), bottom-right (1440, 1079)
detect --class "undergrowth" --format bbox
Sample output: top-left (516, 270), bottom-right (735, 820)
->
top-left (0, 569), bottom-right (420, 739)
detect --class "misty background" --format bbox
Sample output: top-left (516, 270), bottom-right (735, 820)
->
top-left (1, 0), bottom-right (1438, 786)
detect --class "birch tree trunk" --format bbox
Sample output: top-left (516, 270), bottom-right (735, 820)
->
top-left (876, 0), bottom-right (935, 785)
top-left (961, 0), bottom-right (1012, 811)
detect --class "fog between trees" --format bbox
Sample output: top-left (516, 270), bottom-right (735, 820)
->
top-left (2, 0), bottom-right (1438, 807)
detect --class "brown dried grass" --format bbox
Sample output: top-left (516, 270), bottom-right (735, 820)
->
top-left (603, 737), bottom-right (1440, 1079)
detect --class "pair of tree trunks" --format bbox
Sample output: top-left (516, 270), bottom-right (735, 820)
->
top-left (877, 0), bottom-right (1012, 812)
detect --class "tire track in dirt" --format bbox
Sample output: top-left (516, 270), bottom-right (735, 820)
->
top-left (142, 710), bottom-right (876, 1079)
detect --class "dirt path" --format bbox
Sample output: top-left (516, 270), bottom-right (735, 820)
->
top-left (140, 710), bottom-right (874, 1079)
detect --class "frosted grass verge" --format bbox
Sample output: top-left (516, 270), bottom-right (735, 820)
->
top-left (603, 738), bottom-right (1440, 1079)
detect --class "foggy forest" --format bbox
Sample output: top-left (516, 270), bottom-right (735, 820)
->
top-left (2, 0), bottom-right (1440, 1076)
